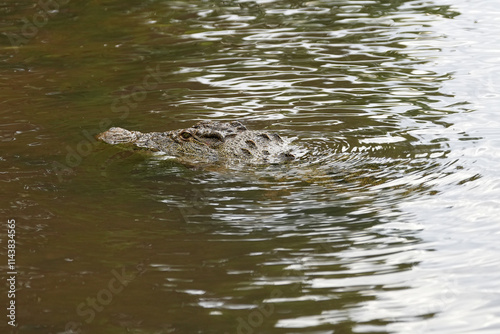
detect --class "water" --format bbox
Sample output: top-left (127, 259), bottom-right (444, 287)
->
top-left (1, 0), bottom-right (500, 333)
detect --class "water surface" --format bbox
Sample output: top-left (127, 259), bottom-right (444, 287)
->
top-left (1, 0), bottom-right (500, 333)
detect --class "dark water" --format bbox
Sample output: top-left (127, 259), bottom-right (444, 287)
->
top-left (2, 0), bottom-right (500, 333)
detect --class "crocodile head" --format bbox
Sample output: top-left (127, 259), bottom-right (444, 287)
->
top-left (97, 120), bottom-right (295, 165)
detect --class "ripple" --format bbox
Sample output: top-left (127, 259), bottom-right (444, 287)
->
top-left (4, 0), bottom-right (499, 333)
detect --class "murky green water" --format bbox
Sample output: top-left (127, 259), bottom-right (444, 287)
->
top-left (2, 0), bottom-right (500, 333)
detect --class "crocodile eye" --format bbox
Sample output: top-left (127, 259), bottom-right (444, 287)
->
top-left (180, 131), bottom-right (192, 140)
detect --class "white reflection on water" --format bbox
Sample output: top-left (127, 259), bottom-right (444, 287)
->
top-left (159, 0), bottom-right (500, 332)
top-left (5, 0), bottom-right (500, 333)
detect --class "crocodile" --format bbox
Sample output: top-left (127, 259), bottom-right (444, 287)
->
top-left (97, 120), bottom-right (297, 165)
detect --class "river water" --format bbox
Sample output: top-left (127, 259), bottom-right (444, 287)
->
top-left (1, 0), bottom-right (500, 333)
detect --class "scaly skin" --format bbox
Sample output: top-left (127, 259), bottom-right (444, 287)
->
top-left (97, 121), bottom-right (296, 165)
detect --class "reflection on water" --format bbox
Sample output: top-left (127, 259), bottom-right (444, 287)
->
top-left (1, 0), bottom-right (500, 333)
